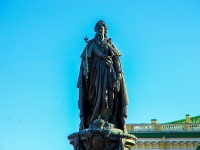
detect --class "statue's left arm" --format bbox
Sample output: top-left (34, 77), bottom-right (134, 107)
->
top-left (113, 55), bottom-right (122, 80)
top-left (112, 55), bottom-right (122, 92)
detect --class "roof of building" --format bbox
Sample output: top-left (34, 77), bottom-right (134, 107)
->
top-left (127, 115), bottom-right (200, 138)
top-left (167, 115), bottom-right (200, 124)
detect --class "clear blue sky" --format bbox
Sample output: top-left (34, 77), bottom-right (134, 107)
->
top-left (0, 0), bottom-right (200, 149)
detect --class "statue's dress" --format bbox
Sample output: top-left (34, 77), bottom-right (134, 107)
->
top-left (77, 38), bottom-right (128, 132)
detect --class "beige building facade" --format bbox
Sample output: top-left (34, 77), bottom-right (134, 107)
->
top-left (127, 115), bottom-right (200, 149)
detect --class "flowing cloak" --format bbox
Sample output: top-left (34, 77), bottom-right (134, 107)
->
top-left (77, 39), bottom-right (128, 132)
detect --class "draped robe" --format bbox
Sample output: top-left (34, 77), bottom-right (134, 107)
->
top-left (77, 39), bottom-right (128, 133)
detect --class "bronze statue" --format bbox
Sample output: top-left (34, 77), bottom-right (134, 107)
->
top-left (77, 20), bottom-right (128, 133)
top-left (68, 21), bottom-right (136, 149)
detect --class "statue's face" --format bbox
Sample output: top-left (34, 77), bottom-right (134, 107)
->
top-left (95, 25), bottom-right (105, 37)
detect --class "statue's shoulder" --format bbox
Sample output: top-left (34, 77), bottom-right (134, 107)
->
top-left (80, 39), bottom-right (95, 58)
top-left (106, 38), bottom-right (121, 56)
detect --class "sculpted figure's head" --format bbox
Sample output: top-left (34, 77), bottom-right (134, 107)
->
top-left (94, 20), bottom-right (107, 38)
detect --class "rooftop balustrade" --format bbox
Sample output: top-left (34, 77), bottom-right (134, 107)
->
top-left (126, 123), bottom-right (200, 132)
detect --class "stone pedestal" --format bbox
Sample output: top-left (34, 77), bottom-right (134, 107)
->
top-left (68, 118), bottom-right (137, 150)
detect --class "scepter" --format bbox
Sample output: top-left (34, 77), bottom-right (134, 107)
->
top-left (84, 36), bottom-right (89, 81)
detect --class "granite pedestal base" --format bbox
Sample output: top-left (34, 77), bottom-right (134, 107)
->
top-left (68, 119), bottom-right (137, 150)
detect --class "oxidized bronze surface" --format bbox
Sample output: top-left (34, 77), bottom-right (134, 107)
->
top-left (77, 20), bottom-right (128, 133)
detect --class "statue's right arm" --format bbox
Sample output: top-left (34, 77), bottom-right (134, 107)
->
top-left (81, 40), bottom-right (94, 76)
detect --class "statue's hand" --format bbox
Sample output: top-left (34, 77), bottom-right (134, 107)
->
top-left (114, 80), bottom-right (120, 92)
top-left (116, 72), bottom-right (122, 80)
top-left (83, 69), bottom-right (89, 76)
top-left (83, 69), bottom-right (89, 81)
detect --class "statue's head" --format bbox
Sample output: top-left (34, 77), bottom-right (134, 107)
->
top-left (94, 20), bottom-right (107, 37)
